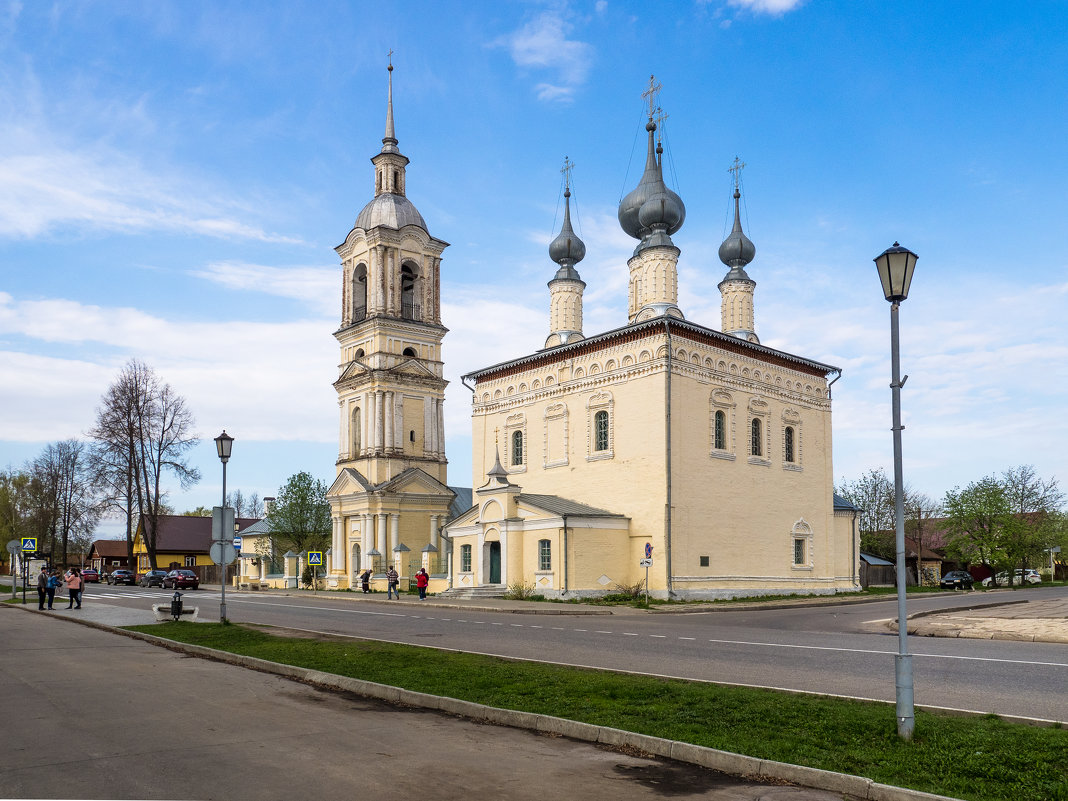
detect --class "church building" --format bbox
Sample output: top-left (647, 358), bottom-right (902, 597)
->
top-left (443, 80), bottom-right (859, 599)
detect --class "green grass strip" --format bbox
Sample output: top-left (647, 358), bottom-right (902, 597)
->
top-left (128, 622), bottom-right (1067, 801)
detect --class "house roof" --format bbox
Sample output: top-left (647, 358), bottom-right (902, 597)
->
top-left (464, 315), bottom-right (840, 384)
top-left (517, 494), bottom-right (626, 518)
top-left (447, 486), bottom-right (472, 521)
top-left (903, 536), bottom-right (943, 561)
top-left (832, 493), bottom-right (858, 512)
top-left (860, 552), bottom-right (894, 566)
top-left (90, 539), bottom-right (128, 558)
top-left (138, 514), bottom-right (260, 552)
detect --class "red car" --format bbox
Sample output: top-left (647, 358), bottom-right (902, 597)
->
top-left (162, 569), bottom-right (200, 590)
top-left (80, 568), bottom-right (100, 583)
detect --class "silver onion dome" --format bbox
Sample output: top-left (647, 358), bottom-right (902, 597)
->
top-left (549, 188), bottom-right (586, 279)
top-left (618, 119), bottom-right (685, 242)
top-left (718, 186), bottom-right (755, 277)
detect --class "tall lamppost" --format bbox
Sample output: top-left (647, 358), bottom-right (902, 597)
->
top-left (874, 242), bottom-right (918, 741)
top-left (215, 430), bottom-right (234, 623)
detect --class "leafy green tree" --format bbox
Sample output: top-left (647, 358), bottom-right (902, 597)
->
top-left (836, 468), bottom-right (895, 559)
top-left (1001, 465), bottom-right (1064, 577)
top-left (183, 506), bottom-right (213, 517)
top-left (264, 472), bottom-right (330, 556)
top-left (942, 476), bottom-right (1012, 582)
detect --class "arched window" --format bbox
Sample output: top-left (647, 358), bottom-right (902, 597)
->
top-left (751, 418), bottom-right (762, 457)
top-left (351, 407), bottom-right (361, 455)
top-left (401, 265), bottom-right (417, 319)
top-left (460, 544), bottom-right (472, 573)
top-left (511, 430), bottom-right (524, 466)
top-left (784, 426), bottom-right (795, 463)
top-left (538, 539), bottom-right (551, 571)
top-left (714, 410), bottom-right (726, 450)
top-left (403, 347), bottom-right (416, 357)
top-left (594, 410), bottom-right (609, 452)
top-left (352, 264), bottom-right (367, 321)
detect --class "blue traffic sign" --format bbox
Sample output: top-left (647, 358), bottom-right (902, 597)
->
top-left (307, 551), bottom-right (323, 566)
top-left (644, 542), bottom-right (653, 559)
top-left (21, 537), bottom-right (37, 551)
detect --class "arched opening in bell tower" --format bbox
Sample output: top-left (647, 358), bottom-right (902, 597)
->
top-left (352, 264), bottom-right (367, 321)
top-left (401, 264), bottom-right (418, 320)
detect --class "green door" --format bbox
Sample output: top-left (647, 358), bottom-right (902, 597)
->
top-left (489, 542), bottom-right (501, 584)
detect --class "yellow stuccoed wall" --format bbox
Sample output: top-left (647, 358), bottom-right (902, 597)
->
top-left (460, 322), bottom-right (855, 599)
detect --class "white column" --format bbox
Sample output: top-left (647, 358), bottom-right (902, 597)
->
top-left (338, 399), bottom-right (346, 457)
top-left (394, 393), bottom-right (404, 450)
top-left (437, 399), bottom-right (446, 456)
top-left (335, 519), bottom-right (346, 574)
top-left (424, 399), bottom-right (433, 456)
top-left (429, 515), bottom-right (439, 550)
top-left (362, 515), bottom-right (372, 568)
top-left (376, 514), bottom-right (387, 559)
top-left (368, 391), bottom-right (378, 451)
top-left (375, 390), bottom-right (385, 451)
top-left (388, 393), bottom-right (397, 454)
top-left (390, 513), bottom-right (400, 564)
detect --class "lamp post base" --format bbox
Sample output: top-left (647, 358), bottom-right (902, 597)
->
top-left (895, 653), bottom-right (915, 741)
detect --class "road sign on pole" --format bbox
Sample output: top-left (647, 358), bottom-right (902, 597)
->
top-left (21, 537), bottom-right (37, 552)
top-left (644, 542), bottom-right (653, 559)
top-left (307, 551), bottom-right (323, 566)
top-left (209, 541), bottom-right (236, 566)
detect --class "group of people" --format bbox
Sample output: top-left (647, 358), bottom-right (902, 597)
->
top-left (36, 565), bottom-right (84, 610)
top-left (357, 566), bottom-right (431, 600)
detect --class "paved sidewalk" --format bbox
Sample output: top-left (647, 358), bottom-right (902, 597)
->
top-left (900, 595), bottom-right (1068, 643)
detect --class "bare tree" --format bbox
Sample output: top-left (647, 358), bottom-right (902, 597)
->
top-left (226, 489), bottom-right (264, 519)
top-left (89, 360), bottom-right (200, 570)
top-left (836, 468), bottom-right (895, 559)
top-left (32, 440), bottom-right (103, 566)
top-left (903, 491), bottom-right (941, 585)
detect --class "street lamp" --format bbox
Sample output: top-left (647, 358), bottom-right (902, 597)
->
top-left (874, 242), bottom-right (918, 741)
top-left (214, 430), bottom-right (234, 622)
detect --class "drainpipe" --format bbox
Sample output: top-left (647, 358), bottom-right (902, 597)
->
top-left (664, 320), bottom-right (674, 597)
top-left (561, 513), bottom-right (569, 596)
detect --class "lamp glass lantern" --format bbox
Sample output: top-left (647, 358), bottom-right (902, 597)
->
top-left (215, 430), bottom-right (234, 463)
top-left (874, 242), bottom-right (919, 303)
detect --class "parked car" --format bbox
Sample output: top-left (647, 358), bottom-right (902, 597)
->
top-left (80, 568), bottom-right (100, 583)
top-left (939, 570), bottom-right (974, 590)
top-left (162, 569), bottom-right (200, 590)
top-left (106, 569), bottom-right (137, 586)
top-left (139, 569), bottom-right (168, 588)
top-left (981, 569), bottom-right (1042, 587)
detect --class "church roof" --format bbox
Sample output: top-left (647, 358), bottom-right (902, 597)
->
top-left (354, 192), bottom-right (428, 232)
top-left (517, 494), bottom-right (626, 518)
top-left (464, 315), bottom-right (840, 383)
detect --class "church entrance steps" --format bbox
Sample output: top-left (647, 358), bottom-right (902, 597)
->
top-left (439, 584), bottom-right (507, 599)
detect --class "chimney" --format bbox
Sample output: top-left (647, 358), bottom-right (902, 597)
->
top-left (263, 497), bottom-right (276, 515)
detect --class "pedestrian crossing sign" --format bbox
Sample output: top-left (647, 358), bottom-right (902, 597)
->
top-left (21, 537), bottom-right (36, 551)
top-left (307, 551), bottom-right (323, 566)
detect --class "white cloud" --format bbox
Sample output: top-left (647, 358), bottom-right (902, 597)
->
top-left (191, 261), bottom-right (337, 316)
top-left (726, 0), bottom-right (806, 14)
top-left (494, 7), bottom-right (594, 103)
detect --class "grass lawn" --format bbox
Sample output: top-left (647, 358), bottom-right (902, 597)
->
top-left (129, 622), bottom-right (1067, 801)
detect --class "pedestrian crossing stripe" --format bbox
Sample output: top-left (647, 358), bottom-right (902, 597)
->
top-left (21, 537), bottom-right (36, 551)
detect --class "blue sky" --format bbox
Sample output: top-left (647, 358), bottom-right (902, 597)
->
top-left (2, 0), bottom-right (1066, 535)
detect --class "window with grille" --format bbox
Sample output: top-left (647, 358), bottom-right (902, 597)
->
top-left (594, 410), bottom-right (609, 451)
top-left (793, 538), bottom-right (806, 566)
top-left (751, 418), bottom-right (762, 457)
top-left (460, 544), bottom-right (472, 573)
top-left (714, 410), bottom-right (726, 450)
top-left (511, 430), bottom-right (524, 465)
top-left (784, 426), bottom-right (795, 463)
top-left (538, 539), bottom-right (551, 571)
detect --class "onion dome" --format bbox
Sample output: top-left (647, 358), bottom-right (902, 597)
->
top-left (618, 119), bottom-right (685, 246)
top-left (549, 187), bottom-right (586, 281)
top-left (718, 185), bottom-right (755, 279)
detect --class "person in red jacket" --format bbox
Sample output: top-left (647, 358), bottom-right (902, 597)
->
top-left (415, 568), bottom-right (429, 600)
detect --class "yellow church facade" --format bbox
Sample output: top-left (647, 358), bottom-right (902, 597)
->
top-left (444, 83), bottom-right (859, 599)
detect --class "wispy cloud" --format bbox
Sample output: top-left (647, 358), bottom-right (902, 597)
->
top-left (493, 6), bottom-right (594, 103)
top-left (726, 0), bottom-right (807, 14)
top-left (191, 261), bottom-right (337, 315)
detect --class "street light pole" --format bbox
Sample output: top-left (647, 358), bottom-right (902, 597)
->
top-left (215, 430), bottom-right (234, 623)
top-left (874, 242), bottom-right (918, 741)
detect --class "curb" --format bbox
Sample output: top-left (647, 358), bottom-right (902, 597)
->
top-left (15, 605), bottom-right (958, 801)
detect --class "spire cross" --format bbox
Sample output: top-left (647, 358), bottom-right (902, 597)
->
top-left (642, 74), bottom-right (662, 120)
top-left (561, 156), bottom-right (574, 192)
top-left (387, 49), bottom-right (394, 68)
top-left (728, 156), bottom-right (746, 191)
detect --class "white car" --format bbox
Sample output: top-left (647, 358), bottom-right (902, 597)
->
top-left (981, 569), bottom-right (1041, 587)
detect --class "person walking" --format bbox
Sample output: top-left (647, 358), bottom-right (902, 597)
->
top-left (36, 565), bottom-right (49, 610)
top-left (45, 569), bottom-right (61, 610)
top-left (65, 568), bottom-right (83, 609)
top-left (386, 565), bottom-right (399, 599)
top-left (360, 569), bottom-right (372, 593)
top-left (415, 568), bottom-right (429, 600)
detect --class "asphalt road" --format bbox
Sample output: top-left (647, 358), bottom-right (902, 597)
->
top-left (1, 606), bottom-right (851, 801)
top-left (21, 582), bottom-right (1068, 723)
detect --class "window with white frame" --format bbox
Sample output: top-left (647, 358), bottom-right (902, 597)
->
top-left (504, 413), bottom-right (527, 472)
top-left (782, 409), bottom-right (802, 470)
top-left (748, 399), bottom-right (771, 465)
top-left (709, 390), bottom-right (735, 460)
top-left (587, 391), bottom-right (614, 461)
top-left (460, 544), bottom-right (472, 573)
top-left (791, 519), bottom-right (813, 569)
top-left (538, 539), bottom-right (551, 571)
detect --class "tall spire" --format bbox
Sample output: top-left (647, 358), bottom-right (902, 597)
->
top-left (545, 157), bottom-right (587, 349)
top-left (381, 54), bottom-right (399, 155)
